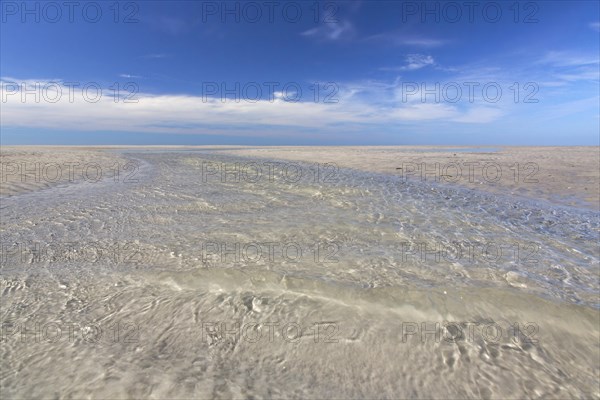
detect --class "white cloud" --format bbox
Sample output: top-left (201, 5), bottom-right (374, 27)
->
top-left (540, 51), bottom-right (599, 67)
top-left (388, 103), bottom-right (458, 120)
top-left (537, 51), bottom-right (600, 83)
top-left (452, 107), bottom-right (504, 123)
top-left (401, 38), bottom-right (447, 47)
top-left (381, 54), bottom-right (435, 71)
top-left (141, 53), bottom-right (170, 59)
top-left (554, 69), bottom-right (600, 82)
top-left (0, 77), bottom-right (514, 137)
top-left (301, 20), bottom-right (355, 41)
top-left (405, 54), bottom-right (435, 70)
top-left (365, 33), bottom-right (447, 48)
top-left (534, 96), bottom-right (600, 120)
top-left (590, 22), bottom-right (600, 32)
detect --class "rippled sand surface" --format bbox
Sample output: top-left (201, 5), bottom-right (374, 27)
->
top-left (214, 146), bottom-right (600, 209)
top-left (0, 147), bottom-right (130, 197)
top-left (1, 149), bottom-right (599, 399)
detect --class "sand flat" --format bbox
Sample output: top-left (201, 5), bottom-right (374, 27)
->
top-left (2, 146), bottom-right (597, 208)
top-left (0, 146), bottom-right (130, 197)
top-left (211, 146), bottom-right (600, 209)
top-left (1, 146), bottom-right (598, 399)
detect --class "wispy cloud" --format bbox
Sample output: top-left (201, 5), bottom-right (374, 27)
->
top-left (539, 51), bottom-right (599, 67)
top-left (141, 53), bottom-right (171, 59)
top-left (538, 96), bottom-right (600, 120)
top-left (119, 74), bottom-right (142, 79)
top-left (380, 54), bottom-right (435, 72)
top-left (536, 51), bottom-right (600, 83)
top-left (554, 69), bottom-right (600, 82)
top-left (301, 20), bottom-right (355, 41)
top-left (590, 22), bottom-right (600, 32)
top-left (301, 21), bottom-right (446, 47)
top-left (365, 33), bottom-right (448, 48)
top-left (400, 38), bottom-right (448, 47)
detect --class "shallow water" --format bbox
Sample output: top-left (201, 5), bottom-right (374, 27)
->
top-left (1, 151), bottom-right (598, 399)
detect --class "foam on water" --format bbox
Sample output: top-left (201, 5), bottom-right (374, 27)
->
top-left (1, 151), bottom-right (598, 398)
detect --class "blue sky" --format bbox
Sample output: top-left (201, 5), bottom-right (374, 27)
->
top-left (1, 0), bottom-right (599, 145)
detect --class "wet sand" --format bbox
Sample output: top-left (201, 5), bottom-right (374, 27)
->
top-left (0, 147), bottom-right (130, 197)
top-left (212, 146), bottom-right (600, 209)
top-left (3, 146), bottom-right (596, 209)
top-left (1, 146), bottom-right (598, 398)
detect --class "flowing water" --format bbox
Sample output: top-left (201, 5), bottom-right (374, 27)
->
top-left (1, 150), bottom-right (599, 399)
